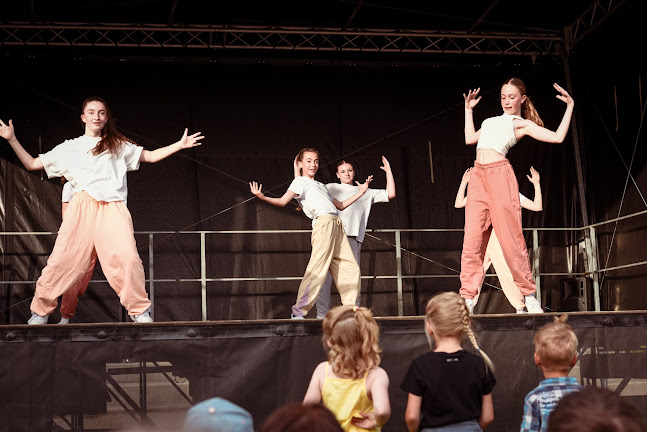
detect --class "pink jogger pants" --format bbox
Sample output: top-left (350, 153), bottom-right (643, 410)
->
top-left (460, 160), bottom-right (536, 300)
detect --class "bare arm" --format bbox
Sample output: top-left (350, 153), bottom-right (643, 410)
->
top-left (293, 155), bottom-right (301, 179)
top-left (520, 167), bottom-right (542, 212)
top-left (464, 88), bottom-right (482, 145)
top-left (352, 368), bottom-right (391, 429)
top-left (454, 168), bottom-right (472, 209)
top-left (0, 119), bottom-right (44, 171)
top-left (302, 362), bottom-right (325, 405)
top-left (479, 393), bottom-right (494, 429)
top-left (404, 393), bottom-right (422, 432)
top-left (380, 156), bottom-right (396, 199)
top-left (520, 83), bottom-right (574, 144)
top-left (139, 128), bottom-right (204, 163)
top-left (333, 176), bottom-right (373, 210)
top-left (249, 181), bottom-right (296, 207)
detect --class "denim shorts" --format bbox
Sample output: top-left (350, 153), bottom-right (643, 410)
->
top-left (421, 420), bottom-right (482, 432)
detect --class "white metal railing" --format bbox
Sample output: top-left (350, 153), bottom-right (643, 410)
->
top-left (2, 209), bottom-right (646, 319)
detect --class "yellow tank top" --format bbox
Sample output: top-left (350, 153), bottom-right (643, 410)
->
top-left (321, 363), bottom-right (379, 432)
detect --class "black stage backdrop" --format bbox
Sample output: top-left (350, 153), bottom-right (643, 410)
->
top-left (1, 46), bottom-right (646, 323)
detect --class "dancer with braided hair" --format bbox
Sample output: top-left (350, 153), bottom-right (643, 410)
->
top-left (401, 292), bottom-right (496, 431)
top-left (303, 305), bottom-right (391, 431)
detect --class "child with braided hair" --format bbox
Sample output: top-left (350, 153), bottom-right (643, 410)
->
top-left (401, 292), bottom-right (496, 431)
top-left (303, 305), bottom-right (391, 431)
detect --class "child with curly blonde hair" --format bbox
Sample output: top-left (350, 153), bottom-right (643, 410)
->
top-left (303, 305), bottom-right (391, 431)
top-left (401, 292), bottom-right (496, 431)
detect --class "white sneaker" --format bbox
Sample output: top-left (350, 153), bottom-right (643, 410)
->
top-left (130, 310), bottom-right (153, 323)
top-left (27, 312), bottom-right (49, 325)
top-left (516, 308), bottom-right (528, 314)
top-left (290, 314), bottom-right (305, 320)
top-left (58, 317), bottom-right (70, 325)
top-left (525, 295), bottom-right (543, 313)
top-left (465, 299), bottom-right (474, 315)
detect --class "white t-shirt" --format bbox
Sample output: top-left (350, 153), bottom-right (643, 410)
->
top-left (476, 114), bottom-right (523, 156)
top-left (519, 193), bottom-right (528, 204)
top-left (61, 181), bottom-right (75, 203)
top-left (40, 135), bottom-right (143, 202)
top-left (325, 183), bottom-right (389, 243)
top-left (288, 176), bottom-right (338, 224)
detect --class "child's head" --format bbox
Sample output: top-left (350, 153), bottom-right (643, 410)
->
top-left (534, 315), bottom-right (578, 373)
top-left (296, 147), bottom-right (320, 179)
top-left (335, 160), bottom-right (355, 185)
top-left (323, 305), bottom-right (381, 379)
top-left (81, 96), bottom-right (134, 156)
top-left (548, 386), bottom-right (645, 432)
top-left (425, 291), bottom-right (494, 371)
top-left (259, 403), bottom-right (343, 432)
top-left (501, 77), bottom-right (544, 127)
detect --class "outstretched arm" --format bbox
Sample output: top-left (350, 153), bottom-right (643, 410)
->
top-left (464, 88), bottom-right (482, 145)
top-left (249, 181), bottom-right (296, 207)
top-left (333, 175), bottom-right (373, 210)
top-left (139, 128), bottom-right (204, 163)
top-left (454, 168), bottom-right (472, 209)
top-left (380, 156), bottom-right (396, 199)
top-left (521, 167), bottom-right (543, 212)
top-left (0, 119), bottom-right (44, 171)
top-left (521, 83), bottom-right (575, 144)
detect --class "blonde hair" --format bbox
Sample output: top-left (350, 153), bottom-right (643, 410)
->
top-left (323, 305), bottom-right (381, 379)
top-left (425, 292), bottom-right (495, 372)
top-left (534, 315), bottom-right (578, 372)
top-left (502, 77), bottom-right (544, 127)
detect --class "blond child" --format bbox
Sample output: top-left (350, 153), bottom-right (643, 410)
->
top-left (303, 305), bottom-right (391, 431)
top-left (520, 315), bottom-right (582, 432)
top-left (402, 292), bottom-right (496, 431)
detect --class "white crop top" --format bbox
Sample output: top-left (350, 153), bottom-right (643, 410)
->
top-left (476, 113), bottom-right (523, 156)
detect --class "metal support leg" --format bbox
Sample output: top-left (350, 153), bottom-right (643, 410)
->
top-left (588, 226), bottom-right (601, 311)
top-left (395, 230), bottom-right (403, 316)
top-left (148, 234), bottom-right (154, 320)
top-left (532, 229), bottom-right (541, 304)
top-left (200, 232), bottom-right (207, 321)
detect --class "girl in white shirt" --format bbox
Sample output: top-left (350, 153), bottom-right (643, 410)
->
top-left (249, 147), bottom-right (373, 318)
top-left (460, 78), bottom-right (574, 314)
top-left (0, 97), bottom-right (203, 324)
top-left (315, 156), bottom-right (396, 318)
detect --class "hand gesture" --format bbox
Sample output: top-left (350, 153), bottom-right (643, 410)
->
top-left (249, 181), bottom-right (264, 198)
top-left (462, 167), bottom-right (472, 184)
top-left (553, 83), bottom-right (574, 106)
top-left (293, 154), bottom-right (301, 178)
top-left (527, 166), bottom-right (540, 184)
top-left (356, 175), bottom-right (373, 194)
top-left (0, 119), bottom-right (16, 141)
top-left (178, 128), bottom-right (204, 149)
top-left (463, 88), bottom-right (482, 110)
top-left (351, 412), bottom-right (377, 429)
top-left (379, 155), bottom-right (391, 173)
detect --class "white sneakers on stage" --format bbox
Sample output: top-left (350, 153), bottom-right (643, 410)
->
top-left (59, 317), bottom-right (70, 325)
top-left (524, 295), bottom-right (544, 313)
top-left (130, 310), bottom-right (153, 323)
top-left (27, 312), bottom-right (49, 325)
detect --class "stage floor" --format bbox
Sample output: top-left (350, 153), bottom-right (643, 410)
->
top-left (1, 311), bottom-right (646, 432)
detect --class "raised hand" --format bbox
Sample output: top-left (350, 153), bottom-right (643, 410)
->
top-left (356, 175), bottom-right (373, 193)
top-left (379, 155), bottom-right (391, 172)
top-left (553, 83), bottom-right (574, 106)
top-left (0, 119), bottom-right (16, 141)
top-left (527, 166), bottom-right (540, 184)
top-left (293, 154), bottom-right (301, 178)
top-left (351, 412), bottom-right (377, 429)
top-left (249, 181), bottom-right (264, 198)
top-left (463, 88), bottom-right (482, 110)
top-left (462, 167), bottom-right (472, 184)
top-left (178, 128), bottom-right (204, 149)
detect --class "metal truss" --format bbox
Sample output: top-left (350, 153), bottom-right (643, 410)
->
top-left (0, 22), bottom-right (562, 56)
top-left (567, 0), bottom-right (628, 48)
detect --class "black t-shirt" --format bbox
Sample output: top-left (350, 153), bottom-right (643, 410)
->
top-left (400, 350), bottom-right (496, 429)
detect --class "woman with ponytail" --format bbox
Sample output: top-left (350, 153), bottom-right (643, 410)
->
top-left (401, 292), bottom-right (496, 431)
top-left (0, 97), bottom-right (203, 324)
top-left (303, 305), bottom-right (391, 431)
top-left (460, 78), bottom-right (574, 314)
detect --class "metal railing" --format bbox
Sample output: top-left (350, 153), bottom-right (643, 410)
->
top-left (2, 209), bottom-right (647, 319)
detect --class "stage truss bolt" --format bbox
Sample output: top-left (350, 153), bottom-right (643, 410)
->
top-left (5, 332), bottom-right (16, 341)
top-left (187, 328), bottom-right (197, 338)
top-left (97, 330), bottom-right (107, 339)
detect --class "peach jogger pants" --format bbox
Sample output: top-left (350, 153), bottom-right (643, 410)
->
top-left (460, 160), bottom-right (536, 300)
top-left (291, 215), bottom-right (360, 317)
top-left (31, 191), bottom-right (151, 317)
top-left (472, 230), bottom-right (525, 310)
top-left (59, 254), bottom-right (96, 319)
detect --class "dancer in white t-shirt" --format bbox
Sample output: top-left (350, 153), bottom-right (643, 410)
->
top-left (315, 156), bottom-right (396, 318)
top-left (249, 147), bottom-right (373, 318)
top-left (0, 97), bottom-right (203, 324)
top-left (455, 166), bottom-right (543, 313)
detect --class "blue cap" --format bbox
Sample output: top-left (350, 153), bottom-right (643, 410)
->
top-left (184, 397), bottom-right (254, 432)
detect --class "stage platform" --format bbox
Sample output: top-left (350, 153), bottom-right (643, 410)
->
top-left (1, 311), bottom-right (646, 432)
